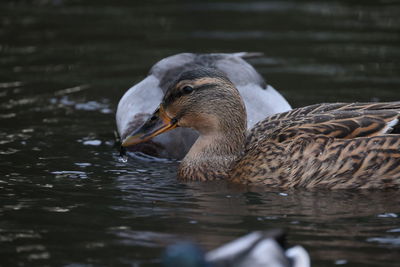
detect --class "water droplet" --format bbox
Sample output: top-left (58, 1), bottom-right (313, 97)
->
top-left (367, 237), bottom-right (400, 246)
top-left (387, 228), bottom-right (400, 233)
top-left (0, 148), bottom-right (19, 155)
top-left (74, 162), bottom-right (92, 167)
top-left (264, 216), bottom-right (279, 220)
top-left (27, 252), bottom-right (50, 260)
top-left (377, 213), bottom-right (398, 218)
top-left (82, 140), bottom-right (101, 146)
top-left (16, 244), bottom-right (46, 253)
top-left (51, 170), bottom-right (88, 179)
top-left (0, 113), bottom-right (16, 119)
top-left (43, 207), bottom-right (70, 213)
top-left (335, 259), bottom-right (348, 265)
top-left (118, 156), bottom-right (128, 163)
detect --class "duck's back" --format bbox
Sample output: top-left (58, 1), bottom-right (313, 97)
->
top-left (231, 102), bottom-right (400, 189)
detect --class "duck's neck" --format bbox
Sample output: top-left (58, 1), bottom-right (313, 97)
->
top-left (178, 124), bottom-right (246, 181)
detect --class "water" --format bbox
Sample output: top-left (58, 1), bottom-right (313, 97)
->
top-left (1, 0), bottom-right (400, 266)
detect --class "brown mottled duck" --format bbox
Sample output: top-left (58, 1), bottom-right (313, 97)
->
top-left (121, 68), bottom-right (400, 189)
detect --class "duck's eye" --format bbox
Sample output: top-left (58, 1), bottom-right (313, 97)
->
top-left (182, 86), bottom-right (194, 94)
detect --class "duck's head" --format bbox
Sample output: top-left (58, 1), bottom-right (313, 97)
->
top-left (122, 67), bottom-right (247, 148)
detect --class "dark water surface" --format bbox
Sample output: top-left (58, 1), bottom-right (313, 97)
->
top-left (1, 0), bottom-right (400, 266)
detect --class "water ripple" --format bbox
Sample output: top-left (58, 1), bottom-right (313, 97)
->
top-left (51, 171), bottom-right (89, 179)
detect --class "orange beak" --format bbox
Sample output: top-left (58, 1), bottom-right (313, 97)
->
top-left (121, 106), bottom-right (178, 147)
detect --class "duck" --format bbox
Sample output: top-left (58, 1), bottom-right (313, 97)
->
top-left (116, 52), bottom-right (291, 159)
top-left (163, 230), bottom-right (310, 267)
top-left (121, 67), bottom-right (400, 189)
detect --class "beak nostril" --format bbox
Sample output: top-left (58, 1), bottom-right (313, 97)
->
top-left (150, 115), bottom-right (157, 121)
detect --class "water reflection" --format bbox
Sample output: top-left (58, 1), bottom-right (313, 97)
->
top-left (110, 172), bottom-right (400, 265)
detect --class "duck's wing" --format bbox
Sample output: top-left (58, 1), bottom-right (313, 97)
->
top-left (272, 108), bottom-right (400, 143)
top-left (247, 102), bottom-right (400, 145)
top-left (269, 102), bottom-right (400, 120)
top-left (236, 102), bottom-right (400, 189)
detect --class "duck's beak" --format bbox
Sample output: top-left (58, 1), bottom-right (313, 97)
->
top-left (121, 106), bottom-right (178, 147)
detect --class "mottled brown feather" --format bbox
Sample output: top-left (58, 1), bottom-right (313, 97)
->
top-left (247, 102), bottom-right (400, 146)
top-left (232, 102), bottom-right (400, 189)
